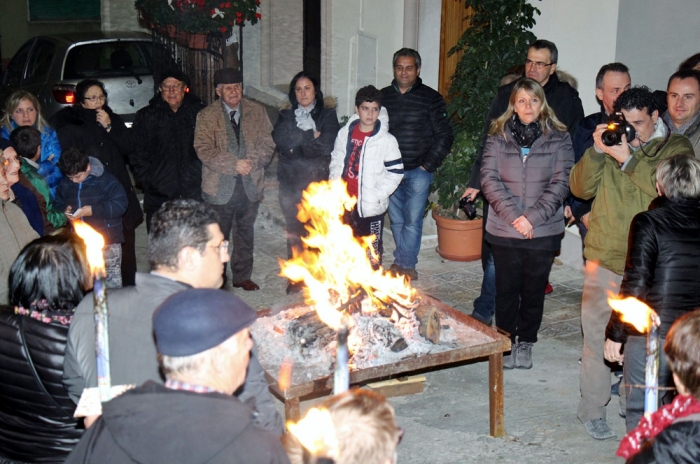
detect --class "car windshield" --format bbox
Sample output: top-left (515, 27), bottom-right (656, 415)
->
top-left (63, 41), bottom-right (152, 80)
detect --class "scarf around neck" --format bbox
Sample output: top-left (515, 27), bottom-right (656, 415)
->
top-left (507, 114), bottom-right (543, 148)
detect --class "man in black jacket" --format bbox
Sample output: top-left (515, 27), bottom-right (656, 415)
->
top-left (464, 39), bottom-right (585, 326)
top-left (64, 289), bottom-right (290, 464)
top-left (604, 154), bottom-right (700, 432)
top-left (381, 48), bottom-right (454, 280)
top-left (131, 68), bottom-right (206, 231)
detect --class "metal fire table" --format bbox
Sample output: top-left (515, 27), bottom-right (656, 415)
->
top-left (257, 293), bottom-right (512, 437)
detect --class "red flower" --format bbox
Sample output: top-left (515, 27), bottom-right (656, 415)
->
top-left (236, 17), bottom-right (243, 23)
top-left (210, 8), bottom-right (216, 14)
top-left (220, 27), bottom-right (227, 32)
top-left (236, 11), bottom-right (242, 17)
top-left (255, 0), bottom-right (260, 4)
top-left (225, 2), bottom-right (231, 7)
top-left (255, 12), bottom-right (261, 19)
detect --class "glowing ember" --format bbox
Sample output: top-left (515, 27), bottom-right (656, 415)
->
top-left (279, 180), bottom-right (416, 331)
top-left (278, 358), bottom-right (293, 391)
top-left (607, 294), bottom-right (656, 333)
top-left (287, 407), bottom-right (339, 458)
top-left (73, 221), bottom-right (106, 275)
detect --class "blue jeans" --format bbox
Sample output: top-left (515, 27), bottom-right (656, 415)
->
top-left (623, 335), bottom-right (671, 432)
top-left (388, 167), bottom-right (433, 269)
top-left (472, 204), bottom-right (496, 321)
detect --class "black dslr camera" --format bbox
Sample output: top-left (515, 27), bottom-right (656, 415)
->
top-left (602, 112), bottom-right (636, 146)
top-left (458, 195), bottom-right (477, 220)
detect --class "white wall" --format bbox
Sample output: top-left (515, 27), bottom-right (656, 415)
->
top-left (616, 0), bottom-right (700, 92)
top-left (417, 0), bottom-right (441, 90)
top-left (329, 0), bottom-right (404, 119)
top-left (528, 0), bottom-right (619, 116)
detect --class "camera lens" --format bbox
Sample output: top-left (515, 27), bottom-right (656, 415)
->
top-left (601, 130), bottom-right (620, 147)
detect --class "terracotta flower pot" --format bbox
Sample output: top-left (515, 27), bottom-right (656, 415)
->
top-left (432, 209), bottom-right (483, 262)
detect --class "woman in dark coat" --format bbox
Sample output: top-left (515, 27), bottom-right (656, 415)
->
top-left (51, 79), bottom-right (143, 286)
top-left (272, 72), bottom-right (339, 293)
top-left (480, 78), bottom-right (574, 370)
top-left (0, 233), bottom-right (91, 463)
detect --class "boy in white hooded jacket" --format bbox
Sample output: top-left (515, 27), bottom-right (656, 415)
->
top-left (330, 85), bottom-right (404, 266)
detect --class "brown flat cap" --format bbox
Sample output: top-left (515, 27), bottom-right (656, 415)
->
top-left (214, 68), bottom-right (243, 86)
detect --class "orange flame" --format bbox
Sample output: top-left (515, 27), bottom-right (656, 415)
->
top-left (279, 180), bottom-right (416, 330)
top-left (287, 407), bottom-right (339, 458)
top-left (278, 358), bottom-right (293, 391)
top-left (73, 221), bottom-right (106, 276)
top-left (607, 293), bottom-right (656, 333)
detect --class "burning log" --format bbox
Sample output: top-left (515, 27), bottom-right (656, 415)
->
top-left (414, 304), bottom-right (441, 344)
top-left (287, 312), bottom-right (336, 357)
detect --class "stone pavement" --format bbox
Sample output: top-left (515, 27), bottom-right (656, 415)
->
top-left (133, 171), bottom-right (626, 463)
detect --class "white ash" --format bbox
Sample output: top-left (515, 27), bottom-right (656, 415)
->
top-left (252, 304), bottom-right (494, 387)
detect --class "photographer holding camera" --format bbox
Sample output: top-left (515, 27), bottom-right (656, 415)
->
top-left (570, 86), bottom-right (693, 441)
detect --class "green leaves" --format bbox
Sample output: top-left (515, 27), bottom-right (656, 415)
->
top-left (431, 0), bottom-right (540, 211)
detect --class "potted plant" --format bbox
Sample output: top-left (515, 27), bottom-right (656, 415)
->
top-left (430, 0), bottom-right (539, 261)
top-left (135, 0), bottom-right (261, 49)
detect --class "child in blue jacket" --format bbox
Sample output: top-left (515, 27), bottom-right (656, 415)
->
top-left (55, 147), bottom-right (127, 288)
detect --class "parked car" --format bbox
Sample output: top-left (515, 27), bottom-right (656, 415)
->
top-left (0, 32), bottom-right (156, 125)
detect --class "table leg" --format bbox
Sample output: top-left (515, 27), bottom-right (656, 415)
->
top-left (285, 397), bottom-right (301, 422)
top-left (488, 352), bottom-right (505, 437)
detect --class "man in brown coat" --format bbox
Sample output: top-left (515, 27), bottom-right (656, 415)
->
top-left (194, 68), bottom-right (275, 291)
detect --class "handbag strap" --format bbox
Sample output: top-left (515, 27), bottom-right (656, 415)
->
top-left (18, 317), bottom-right (75, 419)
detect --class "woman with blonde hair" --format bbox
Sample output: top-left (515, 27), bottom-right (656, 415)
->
top-left (479, 78), bottom-right (574, 369)
top-left (1, 90), bottom-right (62, 166)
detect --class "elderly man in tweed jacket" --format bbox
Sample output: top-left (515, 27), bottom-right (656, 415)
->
top-left (194, 68), bottom-right (275, 291)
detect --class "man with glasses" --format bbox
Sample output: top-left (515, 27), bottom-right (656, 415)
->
top-left (62, 199), bottom-right (283, 434)
top-left (131, 68), bottom-right (207, 231)
top-left (463, 39), bottom-right (584, 327)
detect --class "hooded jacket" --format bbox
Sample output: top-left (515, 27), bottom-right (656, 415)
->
top-left (54, 157), bottom-right (128, 245)
top-left (1, 121), bottom-right (62, 166)
top-left (131, 92), bottom-right (207, 211)
top-left (329, 107), bottom-right (404, 217)
top-left (570, 119), bottom-right (693, 274)
top-left (64, 381), bottom-right (290, 464)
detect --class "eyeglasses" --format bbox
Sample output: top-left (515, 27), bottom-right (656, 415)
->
top-left (524, 59), bottom-right (553, 70)
top-left (161, 85), bottom-right (184, 93)
top-left (84, 95), bottom-right (106, 102)
top-left (208, 240), bottom-right (230, 255)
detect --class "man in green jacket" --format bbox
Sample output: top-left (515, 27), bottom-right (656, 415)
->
top-left (570, 86), bottom-right (693, 440)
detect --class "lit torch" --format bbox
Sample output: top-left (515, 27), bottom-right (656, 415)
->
top-left (287, 407), bottom-right (338, 463)
top-left (333, 317), bottom-right (349, 395)
top-left (608, 295), bottom-right (661, 416)
top-left (74, 222), bottom-right (112, 403)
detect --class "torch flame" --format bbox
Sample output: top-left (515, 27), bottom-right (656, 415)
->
top-left (607, 293), bottom-right (658, 333)
top-left (73, 221), bottom-right (106, 276)
top-left (287, 407), bottom-right (339, 458)
top-left (279, 180), bottom-right (416, 330)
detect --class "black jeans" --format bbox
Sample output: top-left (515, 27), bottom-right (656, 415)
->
top-left (209, 179), bottom-right (259, 283)
top-left (491, 243), bottom-right (555, 344)
top-left (344, 208), bottom-right (385, 267)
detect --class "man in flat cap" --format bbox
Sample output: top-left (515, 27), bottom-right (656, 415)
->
top-left (194, 68), bottom-right (275, 291)
top-left (131, 68), bottom-right (206, 231)
top-left (65, 289), bottom-right (291, 464)
top-left (63, 199), bottom-right (283, 433)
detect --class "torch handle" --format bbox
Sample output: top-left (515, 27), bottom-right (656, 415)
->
top-left (94, 277), bottom-right (112, 402)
